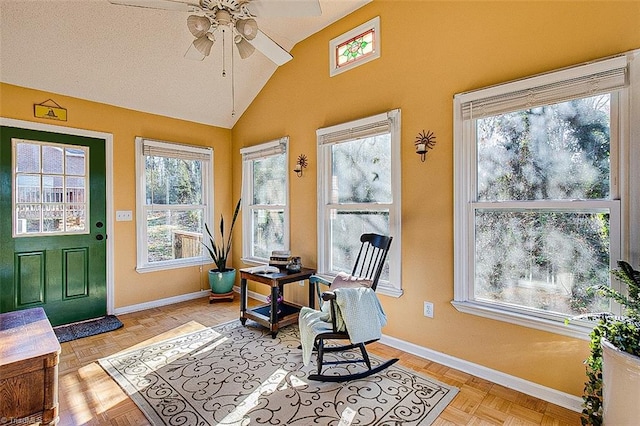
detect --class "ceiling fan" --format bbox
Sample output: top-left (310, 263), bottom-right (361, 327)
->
top-left (108, 0), bottom-right (322, 66)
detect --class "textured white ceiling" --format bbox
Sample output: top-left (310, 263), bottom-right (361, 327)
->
top-left (0, 0), bottom-right (370, 128)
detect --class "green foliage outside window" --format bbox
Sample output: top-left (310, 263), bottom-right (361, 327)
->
top-left (475, 95), bottom-right (613, 317)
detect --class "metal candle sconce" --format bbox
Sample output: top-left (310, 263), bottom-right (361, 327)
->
top-left (293, 154), bottom-right (308, 177)
top-left (415, 130), bottom-right (436, 162)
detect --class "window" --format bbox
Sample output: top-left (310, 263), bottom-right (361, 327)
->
top-left (330, 16), bottom-right (380, 77)
top-left (241, 137), bottom-right (289, 263)
top-left (135, 137), bottom-right (213, 272)
top-left (317, 110), bottom-right (402, 297)
top-left (453, 53), bottom-right (639, 337)
top-left (12, 139), bottom-right (88, 236)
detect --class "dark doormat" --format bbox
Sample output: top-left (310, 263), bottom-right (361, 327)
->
top-left (54, 315), bottom-right (123, 343)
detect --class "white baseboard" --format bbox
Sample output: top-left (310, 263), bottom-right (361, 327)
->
top-left (115, 290), bottom-right (581, 412)
top-left (379, 334), bottom-right (583, 413)
top-left (113, 287), bottom-right (240, 316)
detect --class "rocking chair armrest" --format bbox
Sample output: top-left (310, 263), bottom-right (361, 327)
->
top-left (310, 275), bottom-right (332, 305)
top-left (321, 291), bottom-right (336, 301)
top-left (309, 275), bottom-right (332, 286)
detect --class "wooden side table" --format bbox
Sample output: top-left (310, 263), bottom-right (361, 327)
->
top-left (0, 307), bottom-right (61, 426)
top-left (240, 267), bottom-right (316, 338)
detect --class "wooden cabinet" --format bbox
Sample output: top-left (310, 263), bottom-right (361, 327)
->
top-left (0, 308), bottom-right (60, 425)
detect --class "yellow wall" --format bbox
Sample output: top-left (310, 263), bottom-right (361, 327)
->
top-left (2, 0), bottom-right (639, 399)
top-left (231, 1), bottom-right (640, 396)
top-left (0, 83), bottom-right (232, 307)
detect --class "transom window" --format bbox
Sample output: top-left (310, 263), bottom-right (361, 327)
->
top-left (135, 137), bottom-right (213, 272)
top-left (317, 109), bottom-right (402, 297)
top-left (336, 28), bottom-right (375, 68)
top-left (453, 54), bottom-right (636, 337)
top-left (12, 139), bottom-right (88, 236)
top-left (330, 16), bottom-right (380, 77)
top-left (240, 137), bottom-right (289, 263)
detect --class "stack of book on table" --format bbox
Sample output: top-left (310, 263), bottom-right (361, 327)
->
top-left (269, 250), bottom-right (291, 268)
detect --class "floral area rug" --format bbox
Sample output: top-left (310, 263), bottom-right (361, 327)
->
top-left (99, 320), bottom-right (458, 425)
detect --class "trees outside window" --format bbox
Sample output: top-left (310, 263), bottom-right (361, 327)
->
top-left (317, 110), bottom-right (402, 297)
top-left (241, 137), bottom-right (289, 263)
top-left (453, 54), bottom-right (633, 336)
top-left (136, 138), bottom-right (213, 272)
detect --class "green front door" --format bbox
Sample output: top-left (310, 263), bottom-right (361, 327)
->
top-left (0, 126), bottom-right (107, 326)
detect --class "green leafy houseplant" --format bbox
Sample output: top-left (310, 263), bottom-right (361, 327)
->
top-left (204, 198), bottom-right (241, 272)
top-left (580, 260), bottom-right (640, 425)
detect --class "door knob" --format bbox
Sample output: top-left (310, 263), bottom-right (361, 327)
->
top-left (96, 234), bottom-right (104, 241)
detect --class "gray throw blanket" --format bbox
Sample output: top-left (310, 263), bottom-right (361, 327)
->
top-left (299, 287), bottom-right (387, 366)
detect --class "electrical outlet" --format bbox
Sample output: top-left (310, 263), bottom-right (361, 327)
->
top-left (299, 280), bottom-right (305, 287)
top-left (423, 301), bottom-right (434, 318)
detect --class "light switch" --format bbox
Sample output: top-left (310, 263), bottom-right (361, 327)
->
top-left (116, 210), bottom-right (133, 221)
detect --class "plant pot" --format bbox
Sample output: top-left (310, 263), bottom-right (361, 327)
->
top-left (208, 268), bottom-right (236, 294)
top-left (602, 338), bottom-right (640, 425)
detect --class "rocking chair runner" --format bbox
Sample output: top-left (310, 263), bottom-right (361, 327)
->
top-left (301, 233), bottom-right (398, 382)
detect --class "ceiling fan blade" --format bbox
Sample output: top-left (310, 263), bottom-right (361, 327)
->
top-left (249, 30), bottom-right (293, 66)
top-left (108, 0), bottom-right (200, 12)
top-left (246, 0), bottom-right (321, 17)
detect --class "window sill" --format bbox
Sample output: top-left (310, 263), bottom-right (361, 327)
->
top-left (450, 300), bottom-right (593, 340)
top-left (137, 257), bottom-right (212, 274)
top-left (240, 257), bottom-right (269, 267)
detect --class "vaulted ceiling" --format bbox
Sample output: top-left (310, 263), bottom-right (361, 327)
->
top-left (0, 0), bottom-right (370, 128)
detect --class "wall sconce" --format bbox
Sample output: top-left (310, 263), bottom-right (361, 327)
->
top-left (415, 130), bottom-right (436, 162)
top-left (293, 154), bottom-right (308, 177)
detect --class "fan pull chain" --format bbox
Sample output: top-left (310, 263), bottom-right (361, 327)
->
top-left (221, 28), bottom-right (226, 78)
top-left (231, 35), bottom-right (236, 117)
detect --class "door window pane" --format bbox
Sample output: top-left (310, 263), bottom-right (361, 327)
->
top-left (42, 145), bottom-right (63, 174)
top-left (15, 142), bottom-right (40, 173)
top-left (13, 139), bottom-right (89, 236)
top-left (16, 175), bottom-right (40, 203)
top-left (65, 148), bottom-right (86, 175)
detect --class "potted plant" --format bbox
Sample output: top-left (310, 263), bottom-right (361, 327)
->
top-left (580, 260), bottom-right (640, 425)
top-left (204, 198), bottom-right (241, 296)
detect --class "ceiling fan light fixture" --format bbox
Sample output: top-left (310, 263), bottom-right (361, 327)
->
top-left (234, 35), bottom-right (255, 59)
top-left (187, 14), bottom-right (211, 38)
top-left (236, 18), bottom-right (258, 40)
top-left (193, 33), bottom-right (215, 56)
top-left (215, 9), bottom-right (232, 26)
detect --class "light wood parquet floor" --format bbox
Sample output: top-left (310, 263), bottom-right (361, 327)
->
top-left (56, 296), bottom-right (582, 425)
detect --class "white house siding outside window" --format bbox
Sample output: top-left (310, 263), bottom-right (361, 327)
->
top-left (317, 109), bottom-right (402, 297)
top-left (453, 51), bottom-right (640, 337)
top-left (135, 137), bottom-right (213, 272)
top-left (240, 137), bottom-right (289, 264)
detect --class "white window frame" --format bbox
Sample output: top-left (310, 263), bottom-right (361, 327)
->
top-left (453, 51), bottom-right (640, 338)
top-left (240, 137), bottom-right (290, 264)
top-left (135, 137), bottom-right (213, 273)
top-left (329, 16), bottom-right (380, 77)
top-left (317, 109), bottom-right (402, 297)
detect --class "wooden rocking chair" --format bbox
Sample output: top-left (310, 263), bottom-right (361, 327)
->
top-left (303, 233), bottom-right (397, 382)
